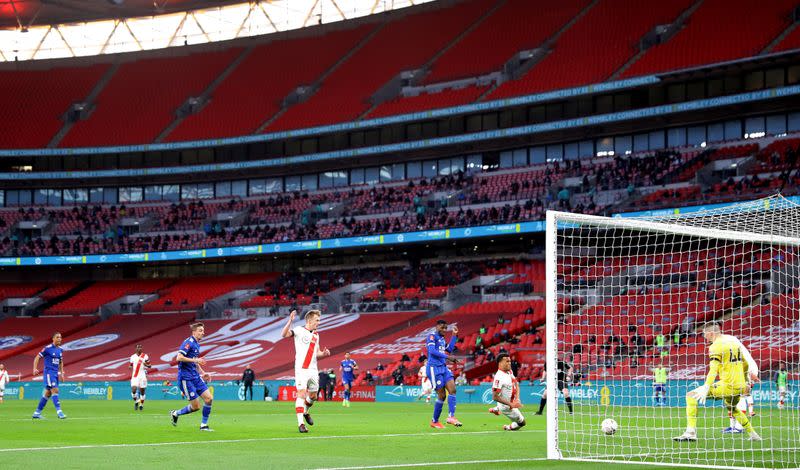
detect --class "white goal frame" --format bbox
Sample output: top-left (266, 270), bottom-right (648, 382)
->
top-left (545, 204), bottom-right (800, 470)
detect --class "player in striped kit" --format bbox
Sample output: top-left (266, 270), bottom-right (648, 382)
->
top-left (281, 309), bottom-right (331, 433)
top-left (129, 344), bottom-right (151, 411)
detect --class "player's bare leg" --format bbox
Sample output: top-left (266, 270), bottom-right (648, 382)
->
top-left (444, 380), bottom-right (462, 427)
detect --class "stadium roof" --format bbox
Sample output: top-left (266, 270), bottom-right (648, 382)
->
top-left (0, 0), bottom-right (244, 30)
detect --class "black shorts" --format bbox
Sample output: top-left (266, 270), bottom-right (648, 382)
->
top-left (558, 380), bottom-right (568, 391)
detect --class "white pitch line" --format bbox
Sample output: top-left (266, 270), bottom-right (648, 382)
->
top-left (0, 429), bottom-right (540, 453)
top-left (315, 458), bottom-right (549, 470)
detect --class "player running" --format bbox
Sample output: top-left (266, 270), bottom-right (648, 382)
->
top-left (32, 332), bottom-right (67, 419)
top-left (0, 364), bottom-right (9, 404)
top-left (417, 358), bottom-right (433, 404)
top-left (489, 353), bottom-right (526, 431)
top-left (340, 352), bottom-right (358, 407)
top-left (170, 322), bottom-right (215, 431)
top-left (427, 319), bottom-right (462, 428)
top-left (535, 355), bottom-right (574, 415)
top-left (281, 309), bottom-right (331, 433)
top-left (674, 323), bottom-right (761, 442)
top-left (776, 363), bottom-right (789, 409)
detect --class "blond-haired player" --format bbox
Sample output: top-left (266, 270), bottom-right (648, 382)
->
top-left (281, 309), bottom-right (331, 433)
top-left (674, 323), bottom-right (761, 442)
top-left (490, 353), bottom-right (526, 431)
top-left (129, 344), bottom-right (151, 411)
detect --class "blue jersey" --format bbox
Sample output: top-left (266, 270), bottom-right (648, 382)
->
top-left (426, 331), bottom-right (456, 369)
top-left (38, 343), bottom-right (63, 374)
top-left (177, 336), bottom-right (201, 379)
top-left (341, 359), bottom-right (357, 380)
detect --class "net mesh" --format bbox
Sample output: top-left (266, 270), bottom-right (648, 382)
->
top-left (549, 194), bottom-right (800, 469)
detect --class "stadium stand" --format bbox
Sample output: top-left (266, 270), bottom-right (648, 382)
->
top-left (264, 0), bottom-right (493, 131)
top-left (621, 0), bottom-right (799, 78)
top-left (60, 49), bottom-right (241, 147)
top-left (489, 0), bottom-right (695, 98)
top-left (0, 316), bottom-right (94, 361)
top-left (44, 279), bottom-right (174, 316)
top-left (165, 25), bottom-right (372, 141)
top-left (0, 64), bottom-right (109, 148)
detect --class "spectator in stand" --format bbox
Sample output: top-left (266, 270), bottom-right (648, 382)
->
top-left (497, 314), bottom-right (505, 325)
top-left (241, 365), bottom-right (255, 401)
top-left (479, 323), bottom-right (487, 334)
top-left (455, 373), bottom-right (467, 386)
top-left (376, 362), bottom-right (385, 371)
top-left (510, 358), bottom-right (520, 376)
top-left (365, 370), bottom-right (374, 385)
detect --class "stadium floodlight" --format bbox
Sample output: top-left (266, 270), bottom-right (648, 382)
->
top-left (545, 194), bottom-right (800, 469)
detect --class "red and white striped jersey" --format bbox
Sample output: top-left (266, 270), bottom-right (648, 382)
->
top-left (292, 326), bottom-right (319, 371)
top-left (493, 369), bottom-right (517, 403)
top-left (129, 353), bottom-right (149, 380)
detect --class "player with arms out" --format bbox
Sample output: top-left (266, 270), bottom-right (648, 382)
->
top-left (170, 322), bottom-right (214, 431)
top-left (489, 353), bottom-right (526, 431)
top-left (417, 358), bottom-right (433, 404)
top-left (776, 363), bottom-right (789, 409)
top-left (0, 364), bottom-right (9, 404)
top-left (674, 323), bottom-right (761, 442)
top-left (340, 352), bottom-right (358, 407)
top-left (32, 332), bottom-right (66, 419)
top-left (129, 344), bottom-right (151, 411)
top-left (535, 355), bottom-right (574, 415)
top-left (427, 319), bottom-right (462, 428)
top-left (281, 309), bottom-right (331, 433)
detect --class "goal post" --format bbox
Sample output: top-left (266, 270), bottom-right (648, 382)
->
top-left (545, 195), bottom-right (800, 469)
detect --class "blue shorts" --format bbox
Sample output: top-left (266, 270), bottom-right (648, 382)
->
top-left (426, 364), bottom-right (454, 390)
top-left (43, 371), bottom-right (59, 390)
top-left (654, 384), bottom-right (666, 393)
top-left (342, 378), bottom-right (354, 387)
top-left (178, 376), bottom-right (208, 401)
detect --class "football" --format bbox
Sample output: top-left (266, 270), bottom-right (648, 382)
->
top-left (601, 418), bottom-right (618, 435)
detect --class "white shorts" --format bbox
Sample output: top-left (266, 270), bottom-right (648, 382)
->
top-left (295, 368), bottom-right (319, 392)
top-left (497, 403), bottom-right (525, 423)
top-left (131, 377), bottom-right (148, 389)
top-left (0, 385), bottom-right (4, 397)
top-left (779, 386), bottom-right (787, 394)
top-left (421, 379), bottom-right (433, 394)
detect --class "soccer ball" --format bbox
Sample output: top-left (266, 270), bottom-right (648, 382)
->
top-left (265, 396), bottom-right (273, 402)
top-left (601, 418), bottom-right (618, 435)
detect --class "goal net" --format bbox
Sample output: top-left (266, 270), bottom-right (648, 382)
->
top-left (545, 195), bottom-right (800, 469)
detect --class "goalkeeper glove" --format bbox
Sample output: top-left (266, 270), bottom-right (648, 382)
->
top-left (691, 385), bottom-right (710, 405)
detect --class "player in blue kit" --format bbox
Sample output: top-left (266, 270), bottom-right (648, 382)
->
top-left (340, 352), bottom-right (359, 407)
top-left (170, 322), bottom-right (215, 431)
top-left (32, 332), bottom-right (66, 419)
top-left (427, 320), bottom-right (461, 428)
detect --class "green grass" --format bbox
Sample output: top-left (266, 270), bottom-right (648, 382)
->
top-left (0, 400), bottom-right (794, 469)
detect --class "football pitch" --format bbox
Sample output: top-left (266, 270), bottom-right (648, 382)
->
top-left (0, 400), bottom-right (793, 469)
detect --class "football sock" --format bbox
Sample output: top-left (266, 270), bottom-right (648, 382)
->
top-left (447, 395), bottom-right (457, 417)
top-left (296, 398), bottom-right (305, 426)
top-left (51, 394), bottom-right (62, 412)
top-left (537, 398), bottom-right (546, 414)
top-left (36, 395), bottom-right (49, 413)
top-left (176, 405), bottom-right (195, 416)
top-left (433, 399), bottom-right (444, 422)
top-left (565, 397), bottom-right (573, 413)
top-left (201, 404), bottom-right (212, 425)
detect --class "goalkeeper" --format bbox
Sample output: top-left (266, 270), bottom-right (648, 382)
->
top-left (674, 323), bottom-right (761, 442)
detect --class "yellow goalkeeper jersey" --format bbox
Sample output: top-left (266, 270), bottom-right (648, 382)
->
top-left (708, 334), bottom-right (747, 389)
